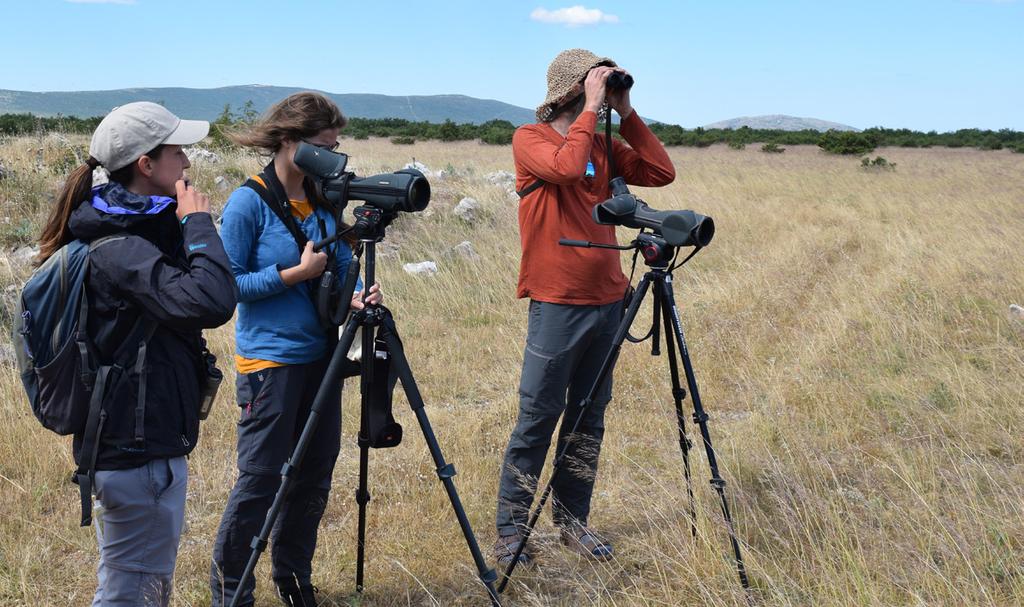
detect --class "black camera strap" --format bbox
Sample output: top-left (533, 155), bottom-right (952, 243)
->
top-left (605, 106), bottom-right (617, 180)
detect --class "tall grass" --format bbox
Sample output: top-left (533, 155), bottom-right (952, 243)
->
top-left (1, 135), bottom-right (1022, 605)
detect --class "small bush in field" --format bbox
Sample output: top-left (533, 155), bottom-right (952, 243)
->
top-left (391, 136), bottom-right (415, 145)
top-left (762, 142), bottom-right (785, 153)
top-left (728, 141), bottom-right (746, 150)
top-left (861, 156), bottom-right (896, 171)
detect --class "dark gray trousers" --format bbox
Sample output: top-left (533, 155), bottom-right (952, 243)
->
top-left (496, 299), bottom-right (621, 536)
top-left (210, 357), bottom-right (340, 607)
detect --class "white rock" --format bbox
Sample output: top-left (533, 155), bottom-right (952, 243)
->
top-left (1011, 304), bottom-right (1024, 320)
top-left (403, 261), bottom-right (438, 276)
top-left (214, 175), bottom-right (231, 192)
top-left (92, 168), bottom-right (109, 186)
top-left (0, 343), bottom-right (16, 367)
top-left (402, 160), bottom-right (445, 179)
top-left (450, 241), bottom-right (479, 260)
top-left (186, 147), bottom-right (221, 163)
top-left (403, 161), bottom-right (430, 174)
top-left (376, 242), bottom-right (401, 259)
top-left (486, 170), bottom-right (515, 185)
top-left (11, 246), bottom-right (39, 267)
top-left (453, 197), bottom-right (481, 222)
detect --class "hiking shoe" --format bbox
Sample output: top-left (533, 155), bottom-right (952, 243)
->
top-left (560, 524), bottom-right (613, 561)
top-left (494, 532), bottom-right (534, 567)
top-left (276, 582), bottom-right (319, 607)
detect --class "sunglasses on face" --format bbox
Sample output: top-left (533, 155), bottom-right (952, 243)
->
top-left (302, 139), bottom-right (340, 152)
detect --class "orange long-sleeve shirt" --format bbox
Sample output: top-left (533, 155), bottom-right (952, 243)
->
top-left (514, 110), bottom-right (676, 305)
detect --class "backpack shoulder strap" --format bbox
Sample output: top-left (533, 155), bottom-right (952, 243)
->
top-left (72, 233), bottom-right (159, 526)
top-left (244, 168), bottom-right (308, 250)
top-left (516, 179), bottom-right (547, 199)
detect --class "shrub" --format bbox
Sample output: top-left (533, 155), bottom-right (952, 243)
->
top-left (208, 101), bottom-right (258, 150)
top-left (861, 156), bottom-right (896, 171)
top-left (728, 141), bottom-right (746, 150)
top-left (481, 128), bottom-right (513, 145)
top-left (818, 130), bottom-right (877, 155)
top-left (761, 143), bottom-right (785, 153)
top-left (390, 136), bottom-right (415, 145)
top-left (979, 136), bottom-right (1003, 150)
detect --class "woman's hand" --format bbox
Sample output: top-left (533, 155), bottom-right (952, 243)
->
top-left (175, 179), bottom-right (210, 221)
top-left (280, 241), bottom-right (328, 286)
top-left (350, 282), bottom-right (383, 310)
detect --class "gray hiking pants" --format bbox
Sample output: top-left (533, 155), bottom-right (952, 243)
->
top-left (496, 299), bottom-right (621, 536)
top-left (91, 456), bottom-right (188, 607)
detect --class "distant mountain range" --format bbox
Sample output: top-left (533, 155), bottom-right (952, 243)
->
top-left (703, 114), bottom-right (859, 132)
top-left (0, 85), bottom-right (537, 125)
top-left (0, 86), bottom-right (859, 132)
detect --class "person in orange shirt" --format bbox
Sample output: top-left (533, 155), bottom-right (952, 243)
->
top-left (495, 49), bottom-right (676, 566)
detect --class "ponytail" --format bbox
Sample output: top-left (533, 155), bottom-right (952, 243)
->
top-left (38, 157), bottom-right (99, 264)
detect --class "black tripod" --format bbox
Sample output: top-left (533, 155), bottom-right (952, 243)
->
top-left (497, 233), bottom-right (750, 596)
top-left (229, 206), bottom-right (500, 607)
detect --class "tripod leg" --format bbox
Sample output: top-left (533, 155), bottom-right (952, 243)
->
top-left (355, 315), bottom-right (377, 592)
top-left (376, 313), bottom-right (502, 607)
top-left (228, 314), bottom-right (362, 607)
top-left (496, 273), bottom-right (655, 593)
top-left (657, 284), bottom-right (698, 538)
top-left (355, 442), bottom-right (370, 591)
top-left (659, 277), bottom-right (751, 591)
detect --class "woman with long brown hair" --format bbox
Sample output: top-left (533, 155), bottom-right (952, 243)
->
top-left (210, 92), bottom-right (380, 607)
top-left (43, 101), bottom-right (236, 606)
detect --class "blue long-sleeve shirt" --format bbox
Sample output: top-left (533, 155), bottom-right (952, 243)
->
top-left (220, 185), bottom-right (360, 364)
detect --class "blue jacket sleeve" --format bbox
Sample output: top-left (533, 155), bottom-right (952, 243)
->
top-left (220, 188), bottom-right (289, 303)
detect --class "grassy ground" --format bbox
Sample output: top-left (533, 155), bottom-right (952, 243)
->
top-left (1, 133), bottom-right (1023, 606)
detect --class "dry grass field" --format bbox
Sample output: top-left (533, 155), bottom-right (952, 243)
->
top-left (1, 133), bottom-right (1022, 606)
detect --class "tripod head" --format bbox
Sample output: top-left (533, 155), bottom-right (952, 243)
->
top-left (559, 231), bottom-right (683, 270)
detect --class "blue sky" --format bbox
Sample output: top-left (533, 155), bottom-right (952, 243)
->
top-left (1, 0), bottom-right (1021, 130)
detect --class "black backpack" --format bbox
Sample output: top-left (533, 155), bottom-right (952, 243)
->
top-left (13, 235), bottom-right (156, 525)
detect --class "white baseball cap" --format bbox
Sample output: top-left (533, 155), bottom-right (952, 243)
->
top-left (89, 101), bottom-right (210, 171)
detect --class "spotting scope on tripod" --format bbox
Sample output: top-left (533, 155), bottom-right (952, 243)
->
top-left (498, 177), bottom-right (750, 599)
top-left (229, 144), bottom-right (501, 607)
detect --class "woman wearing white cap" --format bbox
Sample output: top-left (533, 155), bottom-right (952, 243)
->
top-left (38, 102), bottom-right (238, 606)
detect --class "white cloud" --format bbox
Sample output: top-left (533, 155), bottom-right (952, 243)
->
top-left (66, 0), bottom-right (137, 4)
top-left (530, 6), bottom-right (620, 28)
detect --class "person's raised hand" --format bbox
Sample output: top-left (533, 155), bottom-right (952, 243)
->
top-left (174, 179), bottom-right (210, 221)
top-left (583, 66), bottom-right (615, 114)
top-left (606, 68), bottom-right (634, 119)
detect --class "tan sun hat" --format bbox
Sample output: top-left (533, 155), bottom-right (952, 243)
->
top-left (89, 101), bottom-right (209, 171)
top-left (536, 48), bottom-right (617, 122)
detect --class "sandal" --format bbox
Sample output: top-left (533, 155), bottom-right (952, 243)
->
top-left (494, 532), bottom-right (533, 567)
top-left (560, 524), bottom-right (613, 561)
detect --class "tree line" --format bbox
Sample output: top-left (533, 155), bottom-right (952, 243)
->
top-left (2, 108), bottom-right (1021, 155)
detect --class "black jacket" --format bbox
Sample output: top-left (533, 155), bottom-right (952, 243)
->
top-left (68, 184), bottom-right (238, 469)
